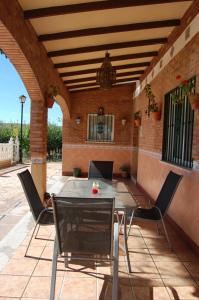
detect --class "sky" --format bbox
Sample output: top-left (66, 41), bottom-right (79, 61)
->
top-left (0, 54), bottom-right (62, 125)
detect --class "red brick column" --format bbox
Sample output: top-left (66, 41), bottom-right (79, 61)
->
top-left (30, 100), bottom-right (48, 200)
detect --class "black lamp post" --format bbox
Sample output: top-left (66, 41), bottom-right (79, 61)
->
top-left (19, 95), bottom-right (26, 163)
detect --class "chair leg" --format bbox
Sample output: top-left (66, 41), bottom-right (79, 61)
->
top-left (156, 223), bottom-right (161, 235)
top-left (127, 211), bottom-right (134, 238)
top-left (112, 223), bottom-right (119, 300)
top-left (50, 238), bottom-right (58, 300)
top-left (25, 222), bottom-right (39, 257)
top-left (161, 218), bottom-right (172, 250)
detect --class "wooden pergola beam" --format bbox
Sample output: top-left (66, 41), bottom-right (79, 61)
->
top-left (39, 19), bottom-right (180, 41)
top-left (24, 0), bottom-right (191, 19)
top-left (64, 70), bottom-right (144, 84)
top-left (60, 62), bottom-right (149, 77)
top-left (67, 77), bottom-right (139, 90)
top-left (48, 38), bottom-right (167, 57)
top-left (55, 51), bottom-right (157, 68)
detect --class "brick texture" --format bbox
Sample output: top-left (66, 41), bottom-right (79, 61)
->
top-left (134, 32), bottom-right (199, 158)
top-left (62, 84), bottom-right (135, 174)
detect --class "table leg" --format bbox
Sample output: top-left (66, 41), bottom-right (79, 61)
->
top-left (123, 213), bottom-right (131, 273)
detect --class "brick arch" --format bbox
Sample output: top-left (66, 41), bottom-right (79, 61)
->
top-left (0, 21), bottom-right (70, 118)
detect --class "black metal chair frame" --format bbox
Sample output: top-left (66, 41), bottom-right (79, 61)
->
top-left (50, 196), bottom-right (119, 300)
top-left (17, 169), bottom-right (54, 257)
top-left (127, 171), bottom-right (183, 249)
top-left (88, 160), bottom-right (114, 180)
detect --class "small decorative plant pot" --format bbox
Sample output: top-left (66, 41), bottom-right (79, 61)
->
top-left (151, 111), bottom-right (161, 121)
top-left (121, 171), bottom-right (128, 178)
top-left (73, 167), bottom-right (81, 177)
top-left (134, 119), bottom-right (141, 127)
top-left (46, 97), bottom-right (55, 109)
top-left (189, 93), bottom-right (199, 110)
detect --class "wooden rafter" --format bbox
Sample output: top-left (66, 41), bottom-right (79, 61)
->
top-left (55, 51), bottom-right (157, 68)
top-left (39, 19), bottom-right (180, 41)
top-left (64, 71), bottom-right (144, 84)
top-left (24, 0), bottom-right (192, 19)
top-left (67, 77), bottom-right (139, 90)
top-left (60, 62), bottom-right (149, 77)
top-left (48, 38), bottom-right (167, 57)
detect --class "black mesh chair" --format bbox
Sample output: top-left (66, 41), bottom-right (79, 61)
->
top-left (88, 160), bottom-right (114, 180)
top-left (128, 171), bottom-right (183, 249)
top-left (17, 169), bottom-right (54, 257)
top-left (50, 196), bottom-right (119, 300)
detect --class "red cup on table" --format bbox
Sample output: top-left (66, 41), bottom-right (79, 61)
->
top-left (92, 187), bottom-right (98, 194)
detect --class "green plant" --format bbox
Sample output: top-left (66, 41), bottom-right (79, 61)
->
top-left (47, 85), bottom-right (60, 99)
top-left (144, 84), bottom-right (160, 114)
top-left (120, 164), bottom-right (130, 172)
top-left (171, 75), bottom-right (195, 105)
top-left (134, 111), bottom-right (141, 120)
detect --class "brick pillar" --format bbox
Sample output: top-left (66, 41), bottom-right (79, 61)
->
top-left (30, 100), bottom-right (48, 201)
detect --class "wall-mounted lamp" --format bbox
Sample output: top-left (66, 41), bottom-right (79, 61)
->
top-left (121, 118), bottom-right (127, 126)
top-left (75, 117), bottom-right (81, 125)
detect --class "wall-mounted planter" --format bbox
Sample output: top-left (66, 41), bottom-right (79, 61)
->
top-left (189, 93), bottom-right (199, 110)
top-left (134, 119), bottom-right (141, 127)
top-left (151, 111), bottom-right (161, 121)
top-left (46, 97), bottom-right (55, 109)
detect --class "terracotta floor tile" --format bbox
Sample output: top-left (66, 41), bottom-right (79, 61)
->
top-left (1, 257), bottom-right (37, 276)
top-left (127, 236), bottom-right (146, 249)
top-left (0, 275), bottom-right (29, 297)
top-left (143, 236), bottom-right (169, 249)
top-left (162, 276), bottom-right (197, 286)
top-left (133, 286), bottom-right (170, 300)
top-left (129, 248), bottom-right (152, 262)
top-left (149, 248), bottom-right (180, 262)
top-left (97, 277), bottom-right (133, 300)
top-left (60, 277), bottom-right (96, 299)
top-left (130, 277), bottom-right (164, 287)
top-left (11, 245), bottom-right (43, 259)
top-left (41, 245), bottom-right (53, 259)
top-left (166, 285), bottom-right (199, 300)
top-left (183, 262), bottom-right (199, 280)
top-left (33, 259), bottom-right (65, 277)
top-left (155, 261), bottom-right (191, 278)
top-left (129, 261), bottom-right (159, 279)
top-left (22, 276), bottom-right (63, 299)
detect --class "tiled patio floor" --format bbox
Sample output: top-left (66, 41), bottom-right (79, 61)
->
top-left (0, 171), bottom-right (199, 299)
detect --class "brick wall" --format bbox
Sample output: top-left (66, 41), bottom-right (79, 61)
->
top-left (134, 32), bottom-right (199, 247)
top-left (134, 32), bottom-right (199, 157)
top-left (62, 84), bottom-right (135, 175)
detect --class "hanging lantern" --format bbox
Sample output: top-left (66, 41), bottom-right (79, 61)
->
top-left (96, 52), bottom-right (116, 89)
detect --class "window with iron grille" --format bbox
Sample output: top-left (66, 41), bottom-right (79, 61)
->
top-left (162, 77), bottom-right (195, 168)
top-left (87, 114), bottom-right (114, 142)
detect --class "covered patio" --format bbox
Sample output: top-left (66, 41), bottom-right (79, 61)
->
top-left (0, 0), bottom-right (199, 299)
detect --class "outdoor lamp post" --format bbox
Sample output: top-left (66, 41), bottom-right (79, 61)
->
top-left (19, 95), bottom-right (26, 164)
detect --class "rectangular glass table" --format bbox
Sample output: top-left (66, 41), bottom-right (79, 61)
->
top-left (52, 178), bottom-right (137, 272)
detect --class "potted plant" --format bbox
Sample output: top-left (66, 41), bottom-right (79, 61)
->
top-left (73, 167), bottom-right (81, 177)
top-left (172, 75), bottom-right (199, 109)
top-left (120, 164), bottom-right (130, 178)
top-left (46, 85), bottom-right (60, 108)
top-left (134, 111), bottom-right (141, 127)
top-left (144, 84), bottom-right (161, 121)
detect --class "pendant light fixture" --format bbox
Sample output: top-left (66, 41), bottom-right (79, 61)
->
top-left (96, 52), bottom-right (116, 89)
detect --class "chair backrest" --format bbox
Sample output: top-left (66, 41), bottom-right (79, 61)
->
top-left (52, 196), bottom-right (114, 256)
top-left (155, 171), bottom-right (183, 216)
top-left (17, 169), bottom-right (44, 221)
top-left (88, 160), bottom-right (113, 180)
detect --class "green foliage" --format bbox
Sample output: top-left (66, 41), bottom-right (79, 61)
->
top-left (144, 84), bottom-right (160, 113)
top-left (0, 122), bottom-right (62, 160)
top-left (47, 123), bottom-right (62, 155)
